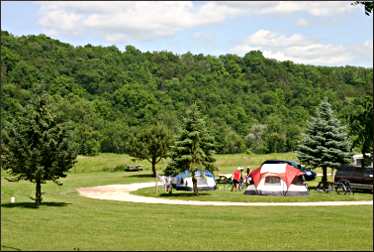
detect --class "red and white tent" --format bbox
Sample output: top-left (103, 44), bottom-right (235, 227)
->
top-left (244, 163), bottom-right (308, 196)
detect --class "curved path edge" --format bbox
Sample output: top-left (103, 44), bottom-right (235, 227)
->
top-left (77, 182), bottom-right (373, 207)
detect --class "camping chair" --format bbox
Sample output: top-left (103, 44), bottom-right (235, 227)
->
top-left (335, 181), bottom-right (353, 195)
top-left (316, 181), bottom-right (334, 193)
top-left (238, 178), bottom-right (245, 191)
top-left (215, 175), bottom-right (232, 191)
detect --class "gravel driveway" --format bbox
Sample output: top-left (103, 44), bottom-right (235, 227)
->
top-left (77, 182), bottom-right (373, 207)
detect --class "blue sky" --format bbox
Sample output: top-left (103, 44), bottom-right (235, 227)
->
top-left (1, 1), bottom-right (373, 67)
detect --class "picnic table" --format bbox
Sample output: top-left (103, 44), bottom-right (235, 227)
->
top-left (124, 164), bottom-right (143, 172)
top-left (315, 181), bottom-right (353, 194)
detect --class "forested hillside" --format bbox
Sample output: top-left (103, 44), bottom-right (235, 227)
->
top-left (1, 30), bottom-right (372, 155)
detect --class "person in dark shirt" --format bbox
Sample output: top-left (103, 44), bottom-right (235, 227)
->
top-left (244, 167), bottom-right (252, 187)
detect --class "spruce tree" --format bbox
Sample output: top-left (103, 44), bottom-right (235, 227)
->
top-left (1, 96), bottom-right (78, 207)
top-left (297, 98), bottom-right (351, 189)
top-left (164, 103), bottom-right (216, 194)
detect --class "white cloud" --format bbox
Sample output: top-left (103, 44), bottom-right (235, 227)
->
top-left (230, 30), bottom-right (373, 67)
top-left (257, 1), bottom-right (352, 16)
top-left (38, 8), bottom-right (82, 35)
top-left (104, 34), bottom-right (129, 44)
top-left (296, 18), bottom-right (309, 27)
top-left (36, 1), bottom-right (355, 41)
top-left (211, 1), bottom-right (353, 16)
top-left (37, 1), bottom-right (236, 41)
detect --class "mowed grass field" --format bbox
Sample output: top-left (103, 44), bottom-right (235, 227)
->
top-left (134, 185), bottom-right (373, 202)
top-left (1, 153), bottom-right (373, 251)
top-left (70, 152), bottom-right (299, 174)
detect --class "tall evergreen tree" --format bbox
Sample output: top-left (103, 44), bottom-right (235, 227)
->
top-left (1, 96), bottom-right (78, 207)
top-left (164, 103), bottom-right (216, 194)
top-left (297, 98), bottom-right (351, 189)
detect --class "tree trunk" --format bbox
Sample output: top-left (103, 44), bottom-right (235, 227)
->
top-left (154, 170), bottom-right (158, 194)
top-left (322, 165), bottom-right (328, 189)
top-left (151, 158), bottom-right (157, 178)
top-left (192, 172), bottom-right (198, 195)
top-left (35, 180), bottom-right (42, 208)
top-left (362, 151), bottom-right (366, 169)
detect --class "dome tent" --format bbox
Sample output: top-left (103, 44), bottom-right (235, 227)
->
top-left (244, 163), bottom-right (308, 196)
top-left (171, 169), bottom-right (217, 191)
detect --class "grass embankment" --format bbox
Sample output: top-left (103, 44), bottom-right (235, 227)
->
top-left (214, 152), bottom-right (297, 173)
top-left (72, 152), bottom-right (302, 174)
top-left (1, 153), bottom-right (373, 251)
top-left (71, 153), bottom-right (169, 173)
top-left (73, 152), bottom-right (332, 176)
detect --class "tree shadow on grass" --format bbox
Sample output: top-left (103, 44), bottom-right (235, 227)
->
top-left (159, 192), bottom-right (210, 197)
top-left (1, 245), bottom-right (22, 251)
top-left (1, 202), bottom-right (70, 209)
top-left (127, 174), bottom-right (154, 178)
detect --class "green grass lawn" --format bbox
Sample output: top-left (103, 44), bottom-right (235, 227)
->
top-left (134, 172), bottom-right (373, 203)
top-left (213, 152), bottom-right (297, 173)
top-left (71, 152), bottom-right (329, 175)
top-left (1, 153), bottom-right (373, 251)
top-left (71, 153), bottom-right (167, 173)
top-left (133, 185), bottom-right (373, 203)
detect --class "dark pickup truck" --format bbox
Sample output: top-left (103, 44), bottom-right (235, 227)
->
top-left (334, 165), bottom-right (373, 193)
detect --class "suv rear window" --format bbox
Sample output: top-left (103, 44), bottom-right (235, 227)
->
top-left (336, 165), bottom-right (373, 178)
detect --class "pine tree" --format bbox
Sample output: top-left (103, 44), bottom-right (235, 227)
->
top-left (164, 103), bottom-right (216, 194)
top-left (297, 98), bottom-right (351, 189)
top-left (1, 95), bottom-right (78, 207)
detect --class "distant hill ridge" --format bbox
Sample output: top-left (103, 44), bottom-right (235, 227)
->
top-left (1, 30), bottom-right (372, 155)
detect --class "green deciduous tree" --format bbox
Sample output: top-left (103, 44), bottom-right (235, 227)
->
top-left (353, 1), bottom-right (373, 15)
top-left (101, 119), bottom-right (131, 153)
top-left (1, 96), bottom-right (78, 207)
top-left (297, 98), bottom-right (352, 189)
top-left (164, 103), bottom-right (216, 194)
top-left (1, 31), bottom-right (372, 156)
top-left (51, 95), bottom-right (102, 155)
top-left (346, 96), bottom-right (373, 167)
top-left (263, 114), bottom-right (288, 153)
top-left (245, 123), bottom-right (267, 153)
top-left (129, 123), bottom-right (174, 177)
top-left (214, 125), bottom-right (246, 154)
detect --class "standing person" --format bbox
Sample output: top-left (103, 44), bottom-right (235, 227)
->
top-left (231, 167), bottom-right (243, 192)
top-left (164, 176), bottom-right (173, 194)
top-left (239, 168), bottom-right (244, 191)
top-left (244, 167), bottom-right (252, 187)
